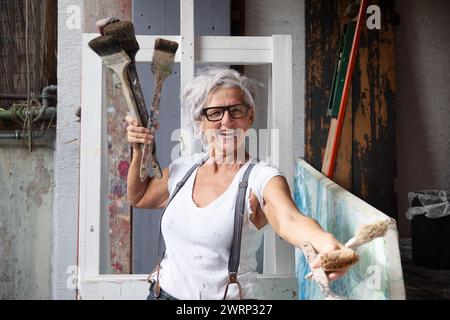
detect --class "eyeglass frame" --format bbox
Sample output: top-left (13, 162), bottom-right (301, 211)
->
top-left (201, 104), bottom-right (251, 122)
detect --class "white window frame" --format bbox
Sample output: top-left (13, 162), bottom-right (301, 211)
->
top-left (78, 0), bottom-right (295, 299)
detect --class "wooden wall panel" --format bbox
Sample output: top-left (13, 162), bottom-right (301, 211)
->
top-left (333, 0), bottom-right (354, 191)
top-left (305, 0), bottom-right (341, 171)
top-left (305, 0), bottom-right (397, 219)
top-left (83, 0), bottom-right (132, 33)
top-left (352, 0), bottom-right (396, 216)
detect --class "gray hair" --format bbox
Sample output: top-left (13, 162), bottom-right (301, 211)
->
top-left (181, 65), bottom-right (262, 136)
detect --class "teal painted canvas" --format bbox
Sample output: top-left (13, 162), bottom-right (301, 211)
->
top-left (294, 159), bottom-right (405, 300)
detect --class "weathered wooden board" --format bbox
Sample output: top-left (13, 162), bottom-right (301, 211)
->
top-left (83, 0), bottom-right (132, 274)
top-left (305, 0), bottom-right (396, 219)
top-left (294, 158), bottom-right (405, 300)
top-left (83, 0), bottom-right (132, 33)
top-left (352, 0), bottom-right (397, 216)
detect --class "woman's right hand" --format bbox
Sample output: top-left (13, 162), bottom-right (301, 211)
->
top-left (125, 116), bottom-right (154, 151)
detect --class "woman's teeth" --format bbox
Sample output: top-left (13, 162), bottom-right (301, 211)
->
top-left (219, 130), bottom-right (238, 137)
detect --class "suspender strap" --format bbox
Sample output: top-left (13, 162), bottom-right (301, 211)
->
top-left (223, 160), bottom-right (256, 300)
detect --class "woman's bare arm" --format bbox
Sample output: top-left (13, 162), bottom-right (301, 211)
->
top-left (262, 175), bottom-right (349, 280)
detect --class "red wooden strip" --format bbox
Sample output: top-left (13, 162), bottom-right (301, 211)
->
top-left (322, 0), bottom-right (368, 178)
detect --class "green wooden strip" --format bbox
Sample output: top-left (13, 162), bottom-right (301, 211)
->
top-left (327, 22), bottom-right (356, 118)
top-left (327, 25), bottom-right (346, 117)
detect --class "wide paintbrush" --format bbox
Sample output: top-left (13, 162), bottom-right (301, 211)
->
top-left (103, 21), bottom-right (163, 180)
top-left (88, 35), bottom-right (142, 128)
top-left (304, 219), bottom-right (394, 283)
top-left (139, 38), bottom-right (179, 181)
top-left (103, 21), bottom-right (149, 126)
top-left (345, 219), bottom-right (395, 249)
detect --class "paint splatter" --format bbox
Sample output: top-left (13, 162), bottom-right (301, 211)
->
top-left (118, 160), bottom-right (130, 177)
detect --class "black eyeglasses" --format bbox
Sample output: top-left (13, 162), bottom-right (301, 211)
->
top-left (201, 104), bottom-right (250, 122)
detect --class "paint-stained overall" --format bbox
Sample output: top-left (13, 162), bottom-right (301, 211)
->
top-left (84, 0), bottom-right (132, 274)
top-left (305, 0), bottom-right (397, 218)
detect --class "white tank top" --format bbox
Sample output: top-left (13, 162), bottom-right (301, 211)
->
top-left (150, 153), bottom-right (284, 300)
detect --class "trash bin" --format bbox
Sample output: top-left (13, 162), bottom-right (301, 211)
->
top-left (406, 190), bottom-right (450, 269)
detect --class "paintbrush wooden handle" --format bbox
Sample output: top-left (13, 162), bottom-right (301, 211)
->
top-left (104, 52), bottom-right (143, 127)
top-left (139, 78), bottom-right (164, 181)
top-left (300, 242), bottom-right (344, 300)
top-left (117, 66), bottom-right (155, 172)
top-left (127, 64), bottom-right (149, 127)
top-left (139, 142), bottom-right (162, 180)
top-left (139, 135), bottom-right (162, 181)
top-left (149, 78), bottom-right (163, 122)
top-left (126, 62), bottom-right (156, 180)
top-left (118, 71), bottom-right (143, 127)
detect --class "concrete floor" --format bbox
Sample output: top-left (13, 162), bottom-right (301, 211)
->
top-left (400, 239), bottom-right (450, 300)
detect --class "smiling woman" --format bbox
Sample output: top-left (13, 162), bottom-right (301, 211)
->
top-left (199, 86), bottom-right (254, 164)
top-left (125, 66), bottom-right (353, 300)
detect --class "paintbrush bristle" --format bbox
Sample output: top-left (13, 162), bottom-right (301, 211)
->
top-left (151, 38), bottom-right (179, 78)
top-left (154, 38), bottom-right (179, 55)
top-left (355, 220), bottom-right (390, 243)
top-left (104, 21), bottom-right (140, 58)
top-left (320, 248), bottom-right (359, 271)
top-left (96, 17), bottom-right (120, 35)
top-left (88, 35), bottom-right (123, 57)
top-left (345, 219), bottom-right (395, 249)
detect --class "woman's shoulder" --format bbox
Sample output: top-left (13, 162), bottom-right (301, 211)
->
top-left (246, 159), bottom-right (284, 211)
top-left (248, 159), bottom-right (284, 189)
top-left (252, 159), bottom-right (284, 176)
